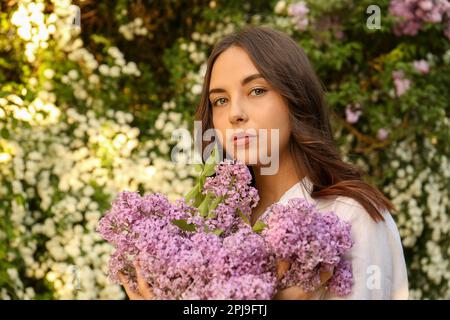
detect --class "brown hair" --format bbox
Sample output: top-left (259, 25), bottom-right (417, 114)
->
top-left (195, 25), bottom-right (396, 222)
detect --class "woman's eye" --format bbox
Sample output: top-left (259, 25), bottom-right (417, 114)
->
top-left (213, 98), bottom-right (227, 106)
top-left (250, 88), bottom-right (267, 96)
top-left (212, 88), bottom-right (266, 107)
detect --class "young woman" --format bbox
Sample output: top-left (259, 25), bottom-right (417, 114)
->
top-left (120, 26), bottom-right (409, 300)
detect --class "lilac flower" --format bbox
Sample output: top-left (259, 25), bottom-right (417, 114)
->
top-left (392, 70), bottom-right (411, 97)
top-left (345, 105), bottom-right (363, 124)
top-left (288, 1), bottom-right (310, 31)
top-left (202, 159), bottom-right (259, 234)
top-left (97, 191), bottom-right (201, 287)
top-left (377, 128), bottom-right (390, 141)
top-left (413, 59), bottom-right (430, 74)
top-left (261, 198), bottom-right (354, 296)
top-left (198, 273), bottom-right (277, 300)
top-left (135, 226), bottom-right (277, 300)
top-left (326, 259), bottom-right (353, 296)
top-left (288, 1), bottom-right (309, 16)
top-left (389, 0), bottom-right (450, 38)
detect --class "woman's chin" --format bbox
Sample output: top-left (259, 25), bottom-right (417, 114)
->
top-left (228, 146), bottom-right (258, 164)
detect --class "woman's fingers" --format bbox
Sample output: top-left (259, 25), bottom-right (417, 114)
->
top-left (319, 267), bottom-right (334, 285)
top-left (118, 272), bottom-right (144, 300)
top-left (273, 286), bottom-right (311, 300)
top-left (276, 260), bottom-right (290, 280)
top-left (118, 262), bottom-right (155, 300)
top-left (134, 262), bottom-right (155, 300)
top-left (273, 266), bottom-right (335, 300)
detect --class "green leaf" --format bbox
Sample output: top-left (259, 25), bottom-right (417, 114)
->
top-left (171, 219), bottom-right (197, 232)
top-left (209, 196), bottom-right (222, 211)
top-left (192, 191), bottom-right (204, 207)
top-left (184, 182), bottom-right (200, 204)
top-left (199, 175), bottom-right (206, 188)
top-left (212, 229), bottom-right (223, 236)
top-left (236, 207), bottom-right (250, 225)
top-left (203, 143), bottom-right (219, 176)
top-left (207, 212), bottom-right (216, 219)
top-left (203, 163), bottom-right (216, 177)
top-left (194, 163), bottom-right (203, 173)
top-left (1, 128), bottom-right (9, 139)
top-left (198, 194), bottom-right (212, 217)
top-left (252, 220), bottom-right (267, 233)
top-left (91, 34), bottom-right (112, 47)
top-left (205, 143), bottom-right (219, 165)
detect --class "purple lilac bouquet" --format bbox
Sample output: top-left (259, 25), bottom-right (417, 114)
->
top-left (97, 145), bottom-right (354, 299)
top-left (97, 146), bottom-right (277, 299)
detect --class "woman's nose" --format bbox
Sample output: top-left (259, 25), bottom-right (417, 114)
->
top-left (228, 98), bottom-right (248, 124)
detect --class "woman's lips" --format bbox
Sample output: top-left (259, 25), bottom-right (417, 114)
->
top-left (233, 135), bottom-right (256, 147)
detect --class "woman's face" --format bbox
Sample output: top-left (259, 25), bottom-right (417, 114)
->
top-left (209, 45), bottom-right (291, 168)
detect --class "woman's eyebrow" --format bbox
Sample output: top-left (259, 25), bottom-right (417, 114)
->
top-left (208, 73), bottom-right (264, 96)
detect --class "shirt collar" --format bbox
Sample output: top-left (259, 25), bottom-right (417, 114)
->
top-left (278, 175), bottom-right (314, 205)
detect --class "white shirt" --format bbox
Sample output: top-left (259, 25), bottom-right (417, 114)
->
top-left (260, 176), bottom-right (409, 300)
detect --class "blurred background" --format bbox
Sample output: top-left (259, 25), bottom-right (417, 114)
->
top-left (0, 0), bottom-right (449, 299)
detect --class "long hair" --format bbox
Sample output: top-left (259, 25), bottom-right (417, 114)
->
top-left (195, 25), bottom-right (396, 222)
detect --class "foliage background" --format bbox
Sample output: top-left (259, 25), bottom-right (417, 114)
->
top-left (0, 0), bottom-right (448, 299)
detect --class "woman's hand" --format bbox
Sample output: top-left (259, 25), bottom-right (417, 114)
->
top-left (273, 260), bottom-right (333, 300)
top-left (118, 261), bottom-right (155, 300)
